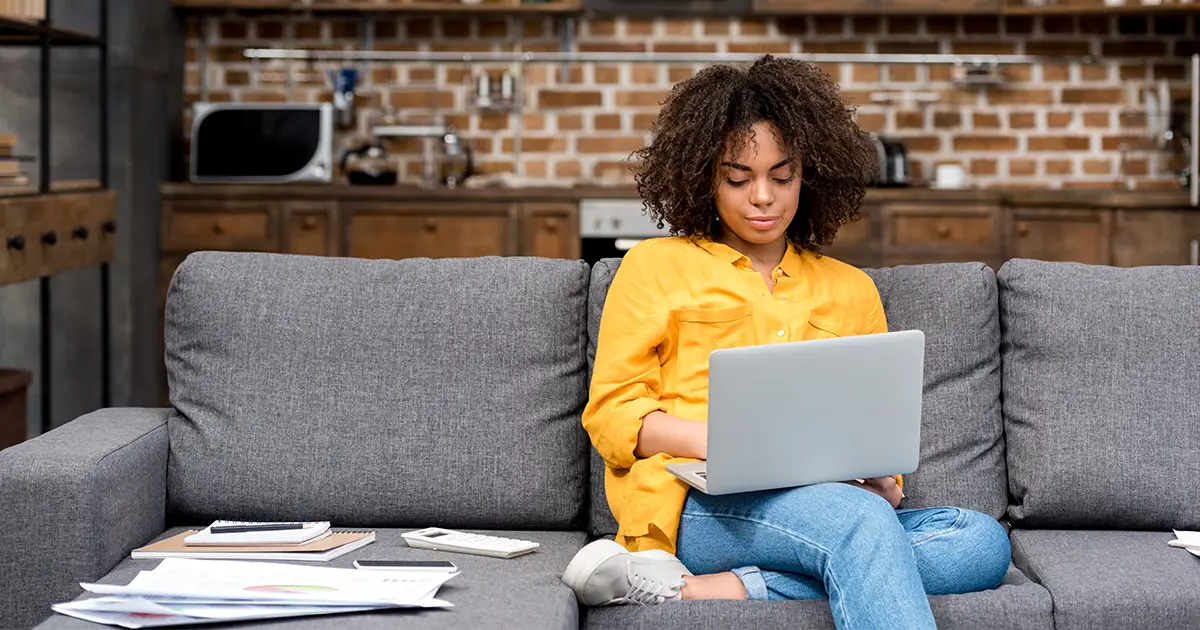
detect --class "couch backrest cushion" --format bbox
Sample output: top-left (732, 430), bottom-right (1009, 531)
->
top-left (863, 263), bottom-right (1008, 520)
top-left (999, 259), bottom-right (1200, 529)
top-left (165, 252), bottom-right (591, 529)
top-left (585, 259), bottom-right (1008, 537)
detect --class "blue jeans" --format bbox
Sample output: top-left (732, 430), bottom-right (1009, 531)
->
top-left (676, 482), bottom-right (1011, 630)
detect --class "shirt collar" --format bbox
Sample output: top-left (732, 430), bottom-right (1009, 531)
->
top-left (694, 237), bottom-right (805, 278)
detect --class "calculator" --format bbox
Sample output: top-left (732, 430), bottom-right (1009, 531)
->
top-left (401, 527), bottom-right (540, 559)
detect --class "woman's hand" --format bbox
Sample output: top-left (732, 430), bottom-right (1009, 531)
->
top-left (635, 411), bottom-right (707, 460)
top-left (854, 476), bottom-right (903, 509)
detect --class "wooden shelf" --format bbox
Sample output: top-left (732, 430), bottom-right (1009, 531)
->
top-left (171, 0), bottom-right (583, 13)
top-left (0, 15), bottom-right (104, 47)
top-left (1002, 2), bottom-right (1200, 14)
top-left (0, 190), bottom-right (116, 286)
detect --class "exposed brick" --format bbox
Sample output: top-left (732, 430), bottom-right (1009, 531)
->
top-left (1005, 16), bottom-right (1034, 34)
top-left (430, 42), bottom-right (496, 53)
top-left (524, 160), bottom-right (548, 179)
top-left (738, 19), bottom-right (770, 36)
top-left (971, 159), bottom-right (998, 176)
top-left (557, 115), bottom-right (584, 131)
top-left (896, 111), bottom-right (924, 129)
top-left (521, 18), bottom-right (547, 38)
top-left (1041, 64), bottom-right (1070, 82)
top-left (390, 90), bottom-right (454, 109)
top-left (439, 18), bottom-right (471, 38)
top-left (631, 66), bottom-right (660, 85)
top-left (934, 112), bottom-right (962, 129)
top-left (1120, 65), bottom-right (1148, 80)
top-left (729, 42), bottom-right (791, 54)
top-left (225, 70), bottom-right (249, 86)
top-left (803, 41), bottom-right (867, 54)
top-left (900, 136), bottom-right (943, 152)
top-left (587, 19), bottom-right (616, 37)
top-left (478, 114), bottom-right (508, 131)
top-left (1103, 41), bottom-right (1167, 57)
top-left (478, 18), bottom-right (507, 38)
top-left (1041, 16), bottom-right (1075, 35)
top-left (594, 160), bottom-right (634, 179)
top-left (407, 18), bottom-right (434, 38)
top-left (579, 137), bottom-right (646, 153)
top-left (852, 65), bottom-right (881, 83)
top-left (1027, 41), bottom-right (1092, 56)
top-left (1153, 16), bottom-right (1186, 35)
top-left (595, 66), bottom-right (620, 84)
top-left (1029, 136), bottom-right (1091, 151)
top-left (615, 91), bottom-right (670, 107)
top-left (594, 113), bottom-right (622, 131)
top-left (813, 16), bottom-right (845, 35)
top-left (295, 21), bottom-right (323, 40)
top-left (855, 113), bottom-right (886, 132)
top-left (503, 137), bottom-right (566, 153)
top-left (1102, 135), bottom-right (1156, 151)
top-left (886, 16), bottom-right (920, 34)
top-left (1062, 181), bottom-right (1117, 190)
top-left (963, 16), bottom-right (999, 35)
top-left (1080, 65), bottom-right (1110, 81)
top-left (988, 89), bottom-right (1054, 106)
top-left (1047, 112), bottom-right (1074, 128)
top-left (241, 90), bottom-right (287, 103)
top-left (1132, 179), bottom-right (1184, 190)
top-left (1122, 158), bottom-right (1148, 176)
top-left (652, 42), bottom-right (718, 53)
top-left (409, 67), bottom-right (435, 83)
top-left (1060, 88), bottom-right (1123, 105)
top-left (539, 90), bottom-right (603, 108)
top-left (668, 66), bottom-right (695, 82)
top-left (580, 42), bottom-right (647, 53)
top-left (1078, 16), bottom-right (1110, 35)
top-left (973, 113), bottom-right (1001, 129)
top-left (703, 19), bottom-right (729, 36)
top-left (876, 41), bottom-right (940, 55)
top-left (951, 41), bottom-right (1017, 55)
top-left (1153, 63), bottom-right (1187, 81)
top-left (478, 159), bottom-right (515, 175)
top-left (1082, 159), bottom-right (1113, 175)
top-left (556, 160), bottom-right (582, 178)
top-left (524, 113), bottom-right (547, 131)
top-left (626, 19), bottom-right (655, 36)
top-left (331, 19), bottom-right (359, 39)
top-left (1177, 41), bottom-right (1200, 57)
top-left (1118, 16), bottom-right (1148, 35)
top-left (926, 17), bottom-right (959, 35)
top-left (888, 66), bottom-right (918, 83)
top-left (219, 20), bottom-right (248, 39)
top-left (853, 16), bottom-right (881, 35)
top-left (954, 135), bottom-right (1017, 151)
top-left (662, 18), bottom-right (695, 37)
top-left (1005, 64), bottom-right (1033, 82)
top-left (777, 17), bottom-right (808, 36)
top-left (1009, 159), bottom-right (1037, 176)
top-left (633, 113), bottom-right (658, 131)
top-left (1045, 159), bottom-right (1073, 175)
top-left (1083, 112), bottom-right (1111, 128)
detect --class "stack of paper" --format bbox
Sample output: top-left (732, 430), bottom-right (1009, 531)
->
top-left (52, 558), bottom-right (455, 628)
top-left (1171, 530), bottom-right (1200, 557)
top-left (184, 522), bottom-right (332, 546)
top-left (132, 529), bottom-right (375, 562)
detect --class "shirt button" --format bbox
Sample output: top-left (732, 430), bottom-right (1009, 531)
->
top-left (777, 330), bottom-right (785, 337)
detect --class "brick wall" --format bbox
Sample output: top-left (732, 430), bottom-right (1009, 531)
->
top-left (185, 13), bottom-right (1198, 189)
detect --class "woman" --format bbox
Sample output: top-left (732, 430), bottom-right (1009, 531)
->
top-left (561, 56), bottom-right (1011, 629)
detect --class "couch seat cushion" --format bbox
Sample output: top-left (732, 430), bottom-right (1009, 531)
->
top-left (164, 252), bottom-right (591, 529)
top-left (37, 528), bottom-right (585, 630)
top-left (585, 565), bottom-right (1050, 629)
top-left (1011, 529), bottom-right (1200, 630)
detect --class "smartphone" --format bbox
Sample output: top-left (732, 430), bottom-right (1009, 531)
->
top-left (353, 559), bottom-right (457, 572)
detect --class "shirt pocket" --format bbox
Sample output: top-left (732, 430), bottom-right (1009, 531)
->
top-left (671, 304), bottom-right (754, 394)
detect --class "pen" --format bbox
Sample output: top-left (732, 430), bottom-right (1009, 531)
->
top-left (211, 523), bottom-right (305, 534)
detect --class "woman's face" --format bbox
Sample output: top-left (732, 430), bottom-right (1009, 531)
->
top-left (713, 120), bottom-right (801, 249)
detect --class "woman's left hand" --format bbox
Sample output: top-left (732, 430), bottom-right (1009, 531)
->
top-left (855, 476), bottom-right (903, 509)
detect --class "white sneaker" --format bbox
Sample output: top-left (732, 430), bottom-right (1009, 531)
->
top-left (562, 539), bottom-right (692, 606)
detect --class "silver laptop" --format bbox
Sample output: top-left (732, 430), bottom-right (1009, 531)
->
top-left (666, 329), bottom-right (924, 495)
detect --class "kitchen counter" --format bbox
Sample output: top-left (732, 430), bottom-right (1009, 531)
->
top-left (160, 183), bottom-right (1196, 210)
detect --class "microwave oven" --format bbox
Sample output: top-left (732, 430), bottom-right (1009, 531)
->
top-left (189, 102), bottom-right (333, 184)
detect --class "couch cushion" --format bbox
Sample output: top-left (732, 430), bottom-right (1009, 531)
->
top-left (584, 259), bottom-right (1009, 537)
top-left (585, 565), bottom-right (1051, 629)
top-left (38, 528), bottom-right (584, 630)
top-left (862, 263), bottom-right (1007, 520)
top-left (165, 252), bottom-right (591, 529)
top-left (999, 259), bottom-right (1200, 529)
top-left (1011, 529), bottom-right (1200, 630)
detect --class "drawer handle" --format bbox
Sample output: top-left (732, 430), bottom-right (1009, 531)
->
top-left (6, 236), bottom-right (25, 251)
top-left (102, 220), bottom-right (116, 234)
top-left (301, 217), bottom-right (318, 231)
top-left (41, 231), bottom-right (57, 246)
top-left (423, 219), bottom-right (438, 232)
top-left (1016, 221), bottom-right (1030, 237)
top-left (72, 227), bottom-right (89, 241)
top-left (935, 223), bottom-right (951, 238)
top-left (543, 218), bottom-right (561, 234)
top-left (212, 222), bottom-right (226, 235)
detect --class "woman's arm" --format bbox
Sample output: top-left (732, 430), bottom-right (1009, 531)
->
top-left (635, 411), bottom-right (707, 460)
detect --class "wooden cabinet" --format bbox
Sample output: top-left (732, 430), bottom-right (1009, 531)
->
top-left (1, 190), bottom-right (116, 286)
top-left (283, 201), bottom-right (336, 257)
top-left (1008, 208), bottom-right (1111, 265)
top-left (1111, 210), bottom-right (1200, 267)
top-left (521, 203), bottom-right (580, 259)
top-left (881, 202), bottom-right (1004, 268)
top-left (161, 200), bottom-right (277, 253)
top-left (344, 203), bottom-right (515, 260)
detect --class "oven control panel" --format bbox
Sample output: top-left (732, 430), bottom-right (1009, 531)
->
top-left (579, 199), bottom-right (673, 238)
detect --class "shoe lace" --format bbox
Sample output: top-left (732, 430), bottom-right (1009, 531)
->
top-left (611, 574), bottom-right (680, 606)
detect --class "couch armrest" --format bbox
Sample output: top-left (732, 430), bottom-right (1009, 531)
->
top-left (0, 408), bottom-right (170, 629)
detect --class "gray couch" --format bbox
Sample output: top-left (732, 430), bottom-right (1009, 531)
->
top-left (1, 251), bottom-right (1198, 630)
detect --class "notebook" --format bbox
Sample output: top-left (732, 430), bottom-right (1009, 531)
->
top-left (184, 521), bottom-right (331, 546)
top-left (132, 530), bottom-right (375, 562)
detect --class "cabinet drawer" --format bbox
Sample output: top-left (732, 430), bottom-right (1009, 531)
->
top-left (835, 214), bottom-right (872, 246)
top-left (887, 206), bottom-right (999, 248)
top-left (347, 213), bottom-right (511, 260)
top-left (163, 203), bottom-right (275, 252)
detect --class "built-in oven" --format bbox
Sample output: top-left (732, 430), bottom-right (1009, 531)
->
top-left (579, 198), bottom-right (672, 265)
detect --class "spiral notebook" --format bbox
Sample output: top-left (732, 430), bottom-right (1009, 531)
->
top-left (131, 530), bottom-right (375, 562)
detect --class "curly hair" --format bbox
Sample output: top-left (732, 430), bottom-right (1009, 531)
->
top-left (632, 55), bottom-right (878, 253)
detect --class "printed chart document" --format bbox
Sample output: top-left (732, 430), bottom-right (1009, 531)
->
top-left (52, 558), bottom-right (455, 628)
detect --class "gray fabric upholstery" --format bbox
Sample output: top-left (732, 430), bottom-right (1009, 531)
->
top-left (36, 528), bottom-right (584, 630)
top-left (863, 263), bottom-right (1008, 520)
top-left (999, 260), bottom-right (1200, 529)
top-left (585, 259), bottom-right (621, 538)
top-left (0, 408), bottom-right (169, 629)
top-left (164, 252), bottom-right (591, 529)
top-left (1011, 529), bottom-right (1200, 630)
top-left (585, 565), bottom-right (1051, 629)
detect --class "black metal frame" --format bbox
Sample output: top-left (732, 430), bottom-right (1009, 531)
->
top-left (0, 2), bottom-right (111, 434)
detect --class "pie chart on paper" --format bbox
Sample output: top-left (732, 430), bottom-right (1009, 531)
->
top-left (244, 585), bottom-right (339, 594)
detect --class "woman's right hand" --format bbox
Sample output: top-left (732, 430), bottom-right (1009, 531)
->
top-left (635, 411), bottom-right (707, 460)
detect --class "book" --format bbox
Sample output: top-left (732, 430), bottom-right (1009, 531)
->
top-left (131, 530), bottom-right (375, 562)
top-left (184, 520), bottom-right (331, 546)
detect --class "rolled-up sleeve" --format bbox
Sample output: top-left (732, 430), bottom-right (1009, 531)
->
top-left (583, 248), bottom-right (669, 470)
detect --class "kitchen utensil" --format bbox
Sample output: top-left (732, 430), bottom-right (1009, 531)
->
top-left (340, 140), bottom-right (397, 186)
top-left (439, 126), bottom-right (474, 188)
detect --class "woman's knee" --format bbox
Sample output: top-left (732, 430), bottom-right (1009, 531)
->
top-left (915, 509), bottom-right (1011, 594)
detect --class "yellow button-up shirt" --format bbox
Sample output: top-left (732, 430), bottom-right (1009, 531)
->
top-left (583, 236), bottom-right (896, 553)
